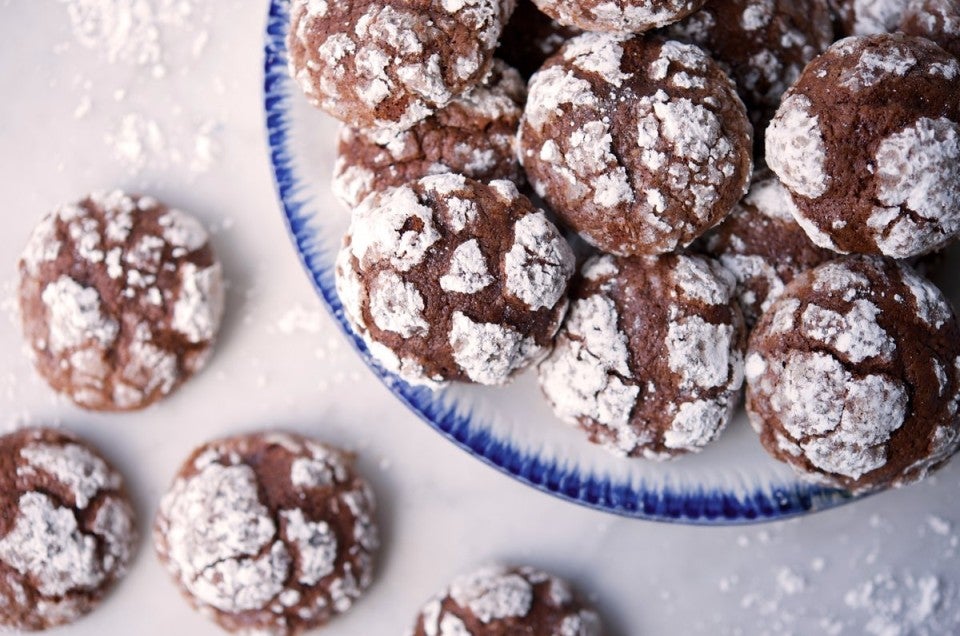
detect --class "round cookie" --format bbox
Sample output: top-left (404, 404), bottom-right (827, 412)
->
top-left (539, 253), bottom-right (746, 459)
top-left (518, 33), bottom-right (753, 256)
top-left (335, 174), bottom-right (575, 387)
top-left (900, 0), bottom-right (960, 60)
top-left (765, 34), bottom-right (960, 258)
top-left (332, 60), bottom-right (526, 210)
top-left (830, 0), bottom-right (906, 36)
top-left (18, 191), bottom-right (224, 412)
top-left (154, 432), bottom-right (378, 635)
top-left (703, 171), bottom-right (838, 327)
top-left (496, 0), bottom-right (582, 79)
top-left (287, 0), bottom-right (514, 132)
top-left (531, 0), bottom-right (707, 33)
top-left (663, 0), bottom-right (834, 149)
top-left (745, 256), bottom-right (960, 493)
top-left (409, 565), bottom-right (602, 635)
top-left (0, 427), bottom-right (136, 631)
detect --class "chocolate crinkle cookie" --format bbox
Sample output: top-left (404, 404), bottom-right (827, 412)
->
top-left (409, 565), bottom-right (602, 636)
top-left (0, 427), bottom-right (136, 632)
top-left (900, 0), bottom-right (960, 60)
top-left (830, 0), bottom-right (907, 36)
top-left (154, 432), bottom-right (378, 635)
top-left (17, 191), bottom-right (224, 412)
top-left (539, 253), bottom-right (746, 459)
top-left (702, 171), bottom-right (838, 327)
top-left (765, 34), bottom-right (960, 258)
top-left (332, 60), bottom-right (526, 210)
top-left (519, 33), bottom-right (753, 256)
top-left (336, 174), bottom-right (575, 387)
top-left (531, 0), bottom-right (707, 33)
top-left (495, 0), bottom-right (582, 79)
top-left (663, 0), bottom-right (834, 146)
top-left (745, 256), bottom-right (960, 493)
top-left (288, 0), bottom-right (515, 132)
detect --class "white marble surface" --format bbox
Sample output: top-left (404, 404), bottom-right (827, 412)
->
top-left (1, 1), bottom-right (959, 634)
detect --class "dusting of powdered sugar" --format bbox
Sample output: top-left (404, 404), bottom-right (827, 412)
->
top-left (537, 0), bottom-right (701, 31)
top-left (562, 32), bottom-right (632, 87)
top-left (368, 271), bottom-right (429, 338)
top-left (448, 312), bottom-right (539, 385)
top-left (871, 117), bottom-right (960, 257)
top-left (504, 212), bottom-right (575, 310)
top-left (539, 291), bottom-right (641, 454)
top-left (767, 93), bottom-right (830, 198)
top-left (449, 565), bottom-right (533, 623)
top-left (40, 276), bottom-right (119, 354)
top-left (673, 255), bottom-right (735, 306)
top-left (441, 239), bottom-right (494, 294)
top-left (666, 399), bottom-right (732, 451)
top-left (847, 0), bottom-right (908, 35)
top-left (281, 509), bottom-right (337, 585)
top-left (172, 262), bottom-right (224, 343)
top-left (900, 265), bottom-right (953, 329)
top-left (19, 442), bottom-right (119, 510)
top-left (743, 176), bottom-right (800, 222)
top-left (666, 316), bottom-right (735, 390)
top-left (0, 492), bottom-right (102, 597)
top-left (800, 300), bottom-right (896, 363)
top-left (348, 185), bottom-right (440, 271)
top-left (840, 38), bottom-right (917, 90)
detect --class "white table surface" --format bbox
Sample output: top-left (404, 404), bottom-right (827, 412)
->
top-left (1, 2), bottom-right (958, 634)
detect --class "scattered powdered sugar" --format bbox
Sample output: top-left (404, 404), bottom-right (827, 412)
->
top-left (539, 293), bottom-right (639, 446)
top-left (449, 566), bottom-right (533, 623)
top-left (348, 185), bottom-right (440, 272)
top-left (767, 93), bottom-right (830, 199)
top-left (872, 117), bottom-right (960, 257)
top-left (0, 492), bottom-right (102, 597)
top-left (800, 300), bottom-right (896, 363)
top-left (448, 312), bottom-right (538, 385)
top-left (281, 509), bottom-right (337, 585)
top-left (504, 212), bottom-right (575, 310)
top-left (440, 239), bottom-right (493, 294)
top-left (666, 316), bottom-right (735, 390)
top-left (19, 442), bottom-right (119, 510)
top-left (40, 276), bottom-right (119, 354)
top-left (844, 573), bottom-right (943, 635)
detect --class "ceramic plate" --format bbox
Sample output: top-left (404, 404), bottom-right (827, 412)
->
top-left (262, 0), bottom-right (876, 524)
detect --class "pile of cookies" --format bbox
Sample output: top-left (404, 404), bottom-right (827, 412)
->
top-left (289, 0), bottom-right (960, 494)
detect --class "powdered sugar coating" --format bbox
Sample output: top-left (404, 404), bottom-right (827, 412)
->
top-left (18, 191), bottom-right (223, 411)
top-left (520, 35), bottom-right (752, 255)
top-left (411, 565), bottom-right (602, 636)
top-left (765, 34), bottom-right (960, 257)
top-left (532, 0), bottom-right (706, 33)
top-left (288, 0), bottom-right (513, 131)
top-left (835, 0), bottom-right (907, 35)
top-left (336, 176), bottom-right (573, 387)
top-left (0, 427), bottom-right (136, 631)
top-left (539, 253), bottom-right (745, 459)
top-left (154, 432), bottom-right (378, 634)
top-left (746, 255), bottom-right (960, 492)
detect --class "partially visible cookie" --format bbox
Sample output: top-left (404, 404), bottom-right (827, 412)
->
top-left (539, 253), bottom-right (746, 459)
top-left (287, 0), bottom-right (515, 132)
top-left (745, 256), bottom-right (960, 492)
top-left (830, 0), bottom-right (906, 36)
top-left (336, 174), bottom-right (575, 387)
top-left (17, 191), bottom-right (224, 411)
top-left (703, 171), bottom-right (838, 327)
top-left (765, 34), bottom-right (960, 258)
top-left (900, 0), bottom-right (960, 59)
top-left (496, 0), bottom-right (583, 79)
top-left (332, 60), bottom-right (526, 210)
top-left (409, 565), bottom-right (602, 636)
top-left (532, 0), bottom-right (707, 33)
top-left (154, 432), bottom-right (378, 635)
top-left (0, 427), bottom-right (137, 632)
top-left (519, 34), bottom-right (753, 255)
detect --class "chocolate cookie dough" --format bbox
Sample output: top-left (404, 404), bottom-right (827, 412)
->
top-left (288, 0), bottom-right (514, 132)
top-left (703, 171), bottom-right (838, 327)
top-left (17, 191), bottom-right (224, 411)
top-left (900, 0), bottom-right (960, 59)
top-left (664, 0), bottom-right (833, 148)
top-left (154, 432), bottom-right (378, 635)
top-left (539, 253), bottom-right (746, 459)
top-left (410, 565), bottom-right (602, 635)
top-left (332, 60), bottom-right (526, 210)
top-left (519, 34), bottom-right (753, 255)
top-left (745, 256), bottom-right (960, 493)
top-left (0, 427), bottom-right (136, 631)
top-left (765, 34), bottom-right (960, 258)
top-left (336, 174), bottom-right (575, 387)
top-left (532, 0), bottom-right (707, 33)
top-left (496, 0), bottom-right (582, 79)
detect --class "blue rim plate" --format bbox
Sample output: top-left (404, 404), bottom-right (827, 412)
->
top-left (262, 0), bottom-right (856, 524)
